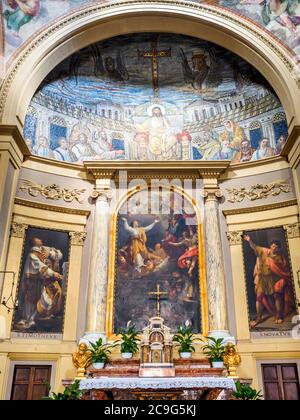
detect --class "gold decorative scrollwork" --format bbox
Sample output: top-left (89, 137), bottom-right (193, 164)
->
top-left (226, 180), bottom-right (290, 203)
top-left (20, 179), bottom-right (86, 203)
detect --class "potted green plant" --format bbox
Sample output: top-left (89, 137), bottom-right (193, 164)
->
top-left (173, 325), bottom-right (196, 358)
top-left (43, 380), bottom-right (85, 400)
top-left (89, 337), bottom-right (118, 369)
top-left (201, 336), bottom-right (226, 368)
top-left (119, 323), bottom-right (140, 359)
top-left (232, 381), bottom-right (262, 400)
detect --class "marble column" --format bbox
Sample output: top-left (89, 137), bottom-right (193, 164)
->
top-left (203, 183), bottom-right (235, 344)
top-left (82, 179), bottom-right (112, 345)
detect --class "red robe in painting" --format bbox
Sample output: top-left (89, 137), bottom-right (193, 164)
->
top-left (178, 246), bottom-right (198, 269)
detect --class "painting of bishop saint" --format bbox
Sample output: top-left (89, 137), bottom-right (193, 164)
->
top-left (113, 190), bottom-right (202, 334)
top-left (12, 227), bottom-right (70, 335)
top-left (243, 227), bottom-right (298, 334)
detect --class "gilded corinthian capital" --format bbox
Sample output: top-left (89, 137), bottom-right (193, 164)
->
top-left (11, 223), bottom-right (28, 238)
top-left (226, 231), bottom-right (243, 246)
top-left (284, 223), bottom-right (300, 239)
top-left (69, 231), bottom-right (87, 246)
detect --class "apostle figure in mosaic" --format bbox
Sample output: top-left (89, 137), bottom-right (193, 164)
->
top-left (32, 136), bottom-right (54, 159)
top-left (53, 137), bottom-right (77, 162)
top-left (219, 120), bottom-right (246, 150)
top-left (213, 139), bottom-right (237, 160)
top-left (251, 137), bottom-right (275, 160)
top-left (92, 129), bottom-right (125, 160)
top-left (71, 133), bottom-right (95, 162)
top-left (232, 140), bottom-right (255, 163)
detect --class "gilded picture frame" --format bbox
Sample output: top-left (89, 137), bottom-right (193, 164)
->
top-left (106, 185), bottom-right (208, 339)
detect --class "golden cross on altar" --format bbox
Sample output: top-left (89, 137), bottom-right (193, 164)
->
top-left (148, 284), bottom-right (168, 317)
top-left (138, 35), bottom-right (171, 97)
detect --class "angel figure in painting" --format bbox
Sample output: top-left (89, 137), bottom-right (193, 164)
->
top-left (239, 0), bottom-right (300, 34)
top-left (4, 0), bottom-right (40, 36)
top-left (168, 229), bottom-right (198, 278)
top-left (121, 217), bottom-right (161, 273)
top-left (261, 0), bottom-right (300, 34)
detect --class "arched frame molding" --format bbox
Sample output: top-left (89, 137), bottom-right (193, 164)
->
top-left (106, 184), bottom-right (208, 339)
top-left (0, 2), bottom-right (300, 129)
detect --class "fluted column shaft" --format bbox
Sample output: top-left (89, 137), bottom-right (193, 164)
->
top-left (84, 180), bottom-right (112, 343)
top-left (204, 191), bottom-right (228, 334)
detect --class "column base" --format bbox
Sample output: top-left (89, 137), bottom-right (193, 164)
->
top-left (80, 332), bottom-right (107, 345)
top-left (208, 330), bottom-right (236, 345)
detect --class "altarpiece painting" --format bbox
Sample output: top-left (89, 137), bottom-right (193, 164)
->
top-left (243, 227), bottom-right (298, 334)
top-left (110, 189), bottom-right (206, 335)
top-left (12, 227), bottom-right (70, 335)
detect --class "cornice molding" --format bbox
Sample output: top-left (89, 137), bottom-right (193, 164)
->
top-left (0, 125), bottom-right (30, 156)
top-left (14, 197), bottom-right (91, 217)
top-left (19, 154), bottom-right (290, 180)
top-left (84, 160), bottom-right (230, 180)
top-left (222, 199), bottom-right (298, 216)
top-left (281, 125), bottom-right (300, 166)
top-left (0, 0), bottom-right (299, 122)
top-left (228, 155), bottom-right (288, 171)
top-left (24, 154), bottom-right (89, 173)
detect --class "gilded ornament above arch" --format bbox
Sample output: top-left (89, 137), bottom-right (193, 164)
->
top-left (0, 0), bottom-right (299, 122)
top-left (19, 179), bottom-right (86, 204)
top-left (226, 180), bottom-right (291, 204)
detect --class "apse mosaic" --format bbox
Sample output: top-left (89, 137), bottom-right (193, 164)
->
top-left (1, 1), bottom-right (299, 65)
top-left (23, 33), bottom-right (288, 163)
top-left (113, 189), bottom-right (202, 333)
